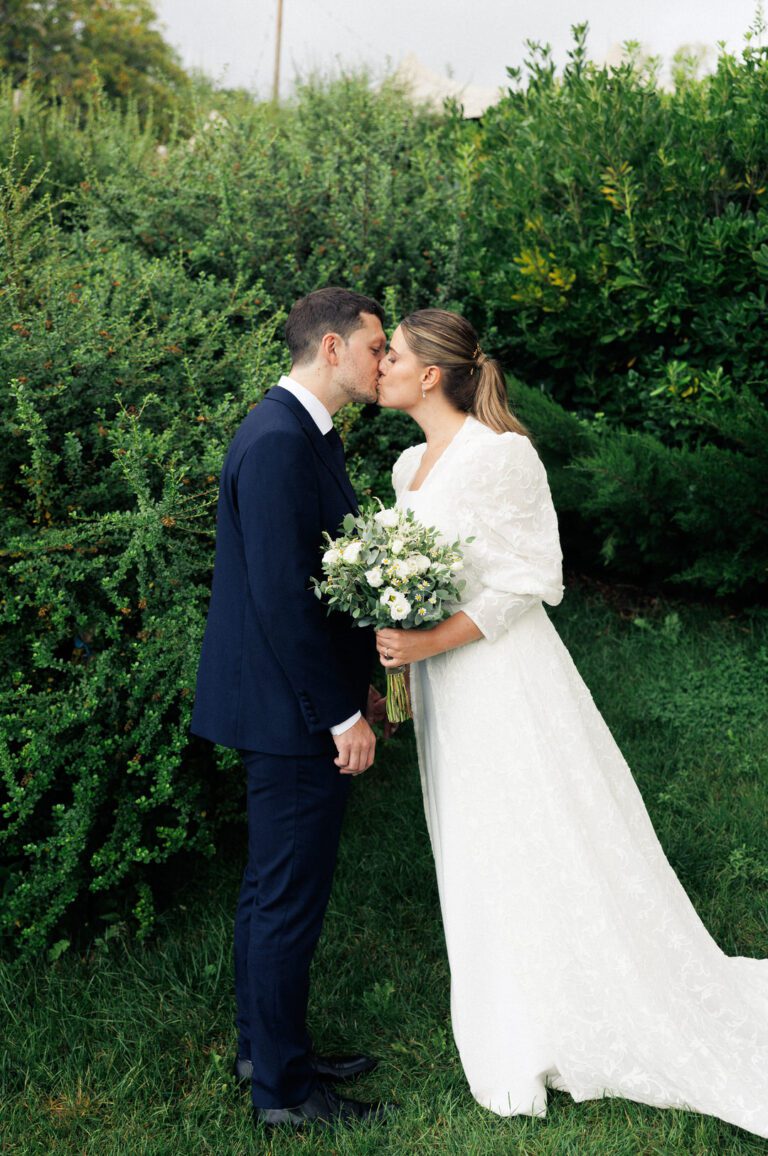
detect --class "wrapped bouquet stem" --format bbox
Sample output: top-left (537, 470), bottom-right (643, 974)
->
top-left (312, 501), bottom-right (469, 723)
top-left (384, 661), bottom-right (410, 723)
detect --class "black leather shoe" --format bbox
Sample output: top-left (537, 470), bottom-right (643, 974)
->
top-left (312, 1051), bottom-right (379, 1081)
top-left (253, 1083), bottom-right (395, 1130)
top-left (234, 1050), bottom-right (378, 1087)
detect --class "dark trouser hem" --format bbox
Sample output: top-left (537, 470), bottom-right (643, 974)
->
top-left (233, 748), bottom-right (350, 1108)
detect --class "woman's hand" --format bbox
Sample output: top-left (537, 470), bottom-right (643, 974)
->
top-left (376, 627), bottom-right (437, 667)
top-left (376, 612), bottom-right (483, 668)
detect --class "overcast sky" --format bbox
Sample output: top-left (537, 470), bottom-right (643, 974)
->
top-left (154, 0), bottom-right (763, 98)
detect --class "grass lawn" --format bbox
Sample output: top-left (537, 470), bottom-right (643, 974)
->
top-left (2, 583), bottom-right (767, 1154)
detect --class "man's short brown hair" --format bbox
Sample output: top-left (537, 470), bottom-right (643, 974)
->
top-left (285, 287), bottom-right (385, 365)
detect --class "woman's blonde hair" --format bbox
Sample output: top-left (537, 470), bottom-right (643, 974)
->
top-left (400, 308), bottom-right (529, 437)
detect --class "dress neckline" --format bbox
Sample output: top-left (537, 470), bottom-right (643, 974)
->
top-left (407, 416), bottom-right (473, 493)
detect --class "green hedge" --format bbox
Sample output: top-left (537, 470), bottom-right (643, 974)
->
top-left (2, 39), bottom-right (768, 954)
top-left (0, 74), bottom-right (467, 955)
top-left (467, 29), bottom-right (768, 425)
top-left (0, 143), bottom-right (288, 953)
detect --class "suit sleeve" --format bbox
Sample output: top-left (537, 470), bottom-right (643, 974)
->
top-left (237, 430), bottom-right (361, 734)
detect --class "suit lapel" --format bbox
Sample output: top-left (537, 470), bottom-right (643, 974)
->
top-left (263, 387), bottom-right (359, 512)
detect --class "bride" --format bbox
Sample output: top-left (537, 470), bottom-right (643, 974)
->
top-left (374, 308), bottom-right (768, 1138)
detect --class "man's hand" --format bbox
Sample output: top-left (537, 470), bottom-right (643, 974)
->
top-left (333, 715), bottom-right (376, 775)
top-left (367, 683), bottom-right (399, 739)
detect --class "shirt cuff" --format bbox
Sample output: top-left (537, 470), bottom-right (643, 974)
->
top-left (330, 710), bottom-right (361, 736)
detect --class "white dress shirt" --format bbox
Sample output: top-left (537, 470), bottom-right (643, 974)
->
top-left (276, 376), bottom-right (361, 737)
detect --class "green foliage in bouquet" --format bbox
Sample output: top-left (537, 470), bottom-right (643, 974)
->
top-left (313, 503), bottom-right (467, 629)
top-left (313, 503), bottom-right (469, 721)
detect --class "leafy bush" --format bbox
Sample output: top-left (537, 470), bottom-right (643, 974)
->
top-left (0, 74), bottom-right (468, 955)
top-left (0, 144), bottom-right (288, 954)
top-left (506, 378), bottom-right (768, 596)
top-left (3, 38), bottom-right (768, 955)
top-left (468, 26), bottom-right (768, 433)
top-left (73, 72), bottom-right (468, 312)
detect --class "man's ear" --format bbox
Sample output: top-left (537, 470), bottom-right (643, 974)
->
top-left (319, 331), bottom-right (342, 365)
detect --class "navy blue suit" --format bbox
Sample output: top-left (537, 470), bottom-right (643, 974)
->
top-left (191, 386), bottom-right (374, 1107)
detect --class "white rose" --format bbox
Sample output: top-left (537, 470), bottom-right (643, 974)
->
top-left (391, 537), bottom-right (405, 555)
top-left (389, 593), bottom-right (411, 621)
top-left (365, 566), bottom-right (384, 588)
top-left (342, 541), bottom-right (363, 564)
top-left (322, 547), bottom-right (341, 567)
top-left (374, 508), bottom-right (399, 529)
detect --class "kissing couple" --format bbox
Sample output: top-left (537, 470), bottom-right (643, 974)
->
top-left (191, 288), bottom-right (768, 1138)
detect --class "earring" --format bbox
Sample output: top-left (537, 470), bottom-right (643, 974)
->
top-left (421, 387), bottom-right (427, 399)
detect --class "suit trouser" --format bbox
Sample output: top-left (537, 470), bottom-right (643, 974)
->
top-left (234, 748), bottom-right (351, 1108)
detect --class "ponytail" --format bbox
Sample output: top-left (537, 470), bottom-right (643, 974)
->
top-left (472, 354), bottom-right (529, 437)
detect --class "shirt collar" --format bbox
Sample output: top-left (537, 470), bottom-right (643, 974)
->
top-left (277, 375), bottom-right (333, 435)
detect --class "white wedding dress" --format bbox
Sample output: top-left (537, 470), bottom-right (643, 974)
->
top-left (393, 415), bottom-right (768, 1137)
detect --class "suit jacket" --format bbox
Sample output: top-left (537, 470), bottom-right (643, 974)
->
top-left (190, 386), bottom-right (374, 755)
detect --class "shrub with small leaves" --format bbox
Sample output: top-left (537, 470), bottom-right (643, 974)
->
top-left (0, 142), bottom-right (288, 954)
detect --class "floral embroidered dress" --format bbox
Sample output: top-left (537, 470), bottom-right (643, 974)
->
top-left (394, 415), bottom-right (768, 1137)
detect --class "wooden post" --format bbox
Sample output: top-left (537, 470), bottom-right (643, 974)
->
top-left (272, 0), bottom-right (284, 104)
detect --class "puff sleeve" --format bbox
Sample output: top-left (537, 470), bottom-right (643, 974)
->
top-left (457, 433), bottom-right (564, 643)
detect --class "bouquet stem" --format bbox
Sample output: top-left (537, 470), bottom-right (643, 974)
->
top-left (386, 666), bottom-right (412, 723)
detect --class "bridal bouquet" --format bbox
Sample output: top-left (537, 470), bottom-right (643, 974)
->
top-left (312, 502), bottom-right (468, 722)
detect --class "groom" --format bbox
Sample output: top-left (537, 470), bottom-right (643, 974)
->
top-left (191, 288), bottom-right (393, 1129)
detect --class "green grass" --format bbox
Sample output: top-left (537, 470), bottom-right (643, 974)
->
top-left (2, 584), bottom-right (767, 1155)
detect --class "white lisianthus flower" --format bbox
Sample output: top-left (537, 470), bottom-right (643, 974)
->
top-left (342, 541), bottom-right (363, 564)
top-left (406, 553), bottom-right (431, 575)
top-left (450, 558), bottom-right (464, 572)
top-left (389, 593), bottom-right (411, 621)
top-left (374, 508), bottom-right (399, 529)
top-left (380, 585), bottom-right (411, 618)
top-left (365, 566), bottom-right (384, 588)
top-left (390, 558), bottom-right (410, 580)
top-left (323, 547), bottom-right (342, 567)
top-left (391, 537), bottom-right (405, 555)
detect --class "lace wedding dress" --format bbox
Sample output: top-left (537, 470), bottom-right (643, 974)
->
top-left (393, 415), bottom-right (768, 1137)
